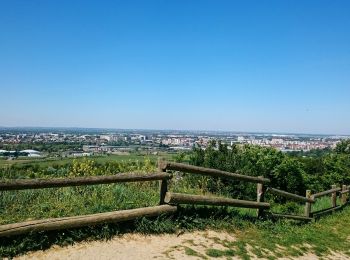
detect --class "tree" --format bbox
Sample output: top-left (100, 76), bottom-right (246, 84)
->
top-left (271, 157), bottom-right (305, 194)
top-left (335, 139), bottom-right (350, 154)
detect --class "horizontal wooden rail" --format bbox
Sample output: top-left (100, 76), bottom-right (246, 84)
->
top-left (270, 213), bottom-right (313, 221)
top-left (164, 192), bottom-right (270, 209)
top-left (267, 188), bottom-right (315, 203)
top-left (0, 205), bottom-right (177, 237)
top-left (0, 173), bottom-right (172, 191)
top-left (160, 161), bottom-right (270, 184)
top-left (313, 187), bottom-right (341, 198)
top-left (340, 190), bottom-right (349, 194)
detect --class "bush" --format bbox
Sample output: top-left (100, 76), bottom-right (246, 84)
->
top-left (188, 141), bottom-right (350, 199)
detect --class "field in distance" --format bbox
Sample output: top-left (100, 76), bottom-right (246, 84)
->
top-left (0, 153), bottom-right (172, 168)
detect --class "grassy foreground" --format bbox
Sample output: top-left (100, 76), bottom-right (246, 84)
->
top-left (1, 157), bottom-right (350, 259)
top-left (203, 207), bottom-right (350, 259)
top-left (1, 204), bottom-right (350, 259)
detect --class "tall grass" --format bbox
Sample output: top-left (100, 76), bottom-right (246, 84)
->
top-left (0, 183), bottom-right (160, 225)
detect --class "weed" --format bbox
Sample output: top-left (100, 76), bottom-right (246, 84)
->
top-left (184, 246), bottom-right (206, 258)
top-left (206, 248), bottom-right (235, 257)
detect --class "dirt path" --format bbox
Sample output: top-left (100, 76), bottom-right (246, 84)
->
top-left (16, 230), bottom-right (233, 260)
top-left (15, 230), bottom-right (348, 260)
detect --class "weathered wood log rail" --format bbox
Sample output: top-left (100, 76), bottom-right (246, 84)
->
top-left (0, 205), bottom-right (177, 237)
top-left (266, 188), bottom-right (315, 203)
top-left (313, 187), bottom-right (342, 199)
top-left (0, 159), bottom-right (349, 237)
top-left (164, 192), bottom-right (270, 209)
top-left (0, 172), bottom-right (172, 191)
top-left (159, 161), bottom-right (270, 184)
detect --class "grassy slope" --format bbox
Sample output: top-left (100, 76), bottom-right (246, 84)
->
top-left (1, 204), bottom-right (350, 259)
top-left (181, 206), bottom-right (350, 259)
top-left (1, 155), bottom-right (350, 259)
top-left (233, 207), bottom-right (350, 259)
top-left (1, 185), bottom-right (350, 259)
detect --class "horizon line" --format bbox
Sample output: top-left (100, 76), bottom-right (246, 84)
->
top-left (0, 125), bottom-right (349, 137)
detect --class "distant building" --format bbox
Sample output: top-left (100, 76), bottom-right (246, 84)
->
top-left (237, 136), bottom-right (245, 142)
top-left (83, 145), bottom-right (99, 152)
top-left (71, 152), bottom-right (92, 157)
top-left (20, 149), bottom-right (41, 157)
top-left (100, 135), bottom-right (111, 142)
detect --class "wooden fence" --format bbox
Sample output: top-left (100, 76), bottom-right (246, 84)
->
top-left (0, 159), bottom-right (348, 237)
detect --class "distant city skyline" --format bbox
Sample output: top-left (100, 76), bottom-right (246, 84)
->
top-left (1, 1), bottom-right (350, 135)
top-left (0, 127), bottom-right (345, 154)
top-left (0, 126), bottom-right (349, 137)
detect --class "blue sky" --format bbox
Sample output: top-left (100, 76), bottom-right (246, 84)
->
top-left (1, 0), bottom-right (349, 134)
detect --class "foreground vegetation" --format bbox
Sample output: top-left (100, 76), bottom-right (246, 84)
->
top-left (1, 140), bottom-right (350, 258)
top-left (2, 202), bottom-right (350, 259)
top-left (181, 206), bottom-right (350, 259)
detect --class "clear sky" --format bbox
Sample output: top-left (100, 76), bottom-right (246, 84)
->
top-left (1, 0), bottom-right (349, 134)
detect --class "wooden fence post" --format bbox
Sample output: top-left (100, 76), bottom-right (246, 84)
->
top-left (257, 177), bottom-right (265, 218)
top-left (331, 184), bottom-right (337, 208)
top-left (158, 158), bottom-right (168, 205)
top-left (341, 185), bottom-right (348, 205)
top-left (304, 190), bottom-right (312, 218)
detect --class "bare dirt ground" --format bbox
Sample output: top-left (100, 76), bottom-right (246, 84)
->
top-left (15, 230), bottom-right (349, 260)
